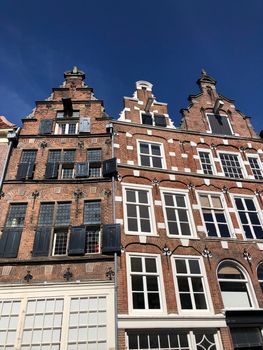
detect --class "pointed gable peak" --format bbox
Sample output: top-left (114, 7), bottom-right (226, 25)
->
top-left (64, 66), bottom-right (85, 80)
top-left (197, 69), bottom-right (217, 86)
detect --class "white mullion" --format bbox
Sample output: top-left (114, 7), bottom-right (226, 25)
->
top-left (136, 190), bottom-right (141, 233)
top-left (211, 210), bottom-right (220, 237)
top-left (15, 298), bottom-right (27, 349)
top-left (174, 203), bottom-right (181, 236)
top-left (186, 261), bottom-right (196, 310)
top-left (142, 258), bottom-right (149, 310)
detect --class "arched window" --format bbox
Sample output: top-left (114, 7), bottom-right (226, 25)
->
top-left (257, 262), bottom-right (263, 292)
top-left (217, 261), bottom-right (253, 308)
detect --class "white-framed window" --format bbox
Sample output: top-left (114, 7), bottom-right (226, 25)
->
top-left (257, 262), bottom-right (263, 292)
top-left (138, 141), bottom-right (165, 169)
top-left (206, 113), bottom-right (233, 136)
top-left (233, 196), bottom-right (263, 240)
top-left (123, 184), bottom-right (156, 235)
top-left (218, 152), bottom-right (245, 179)
top-left (198, 149), bottom-right (215, 175)
top-left (127, 253), bottom-right (165, 312)
top-left (247, 155), bottom-right (263, 180)
top-left (0, 283), bottom-right (115, 349)
top-left (126, 329), bottom-right (221, 350)
top-left (160, 189), bottom-right (195, 237)
top-left (140, 112), bottom-right (168, 127)
top-left (198, 192), bottom-right (232, 238)
top-left (55, 122), bottom-right (78, 135)
top-left (172, 256), bottom-right (211, 312)
top-left (217, 260), bottom-right (256, 309)
top-left (56, 110), bottom-right (80, 119)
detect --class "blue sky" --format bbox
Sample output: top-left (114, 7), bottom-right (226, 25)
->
top-left (0, 0), bottom-right (262, 132)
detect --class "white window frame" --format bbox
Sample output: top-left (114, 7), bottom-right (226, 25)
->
top-left (171, 255), bottom-right (214, 315)
top-left (231, 194), bottom-right (263, 241)
top-left (126, 252), bottom-right (166, 315)
top-left (217, 260), bottom-right (258, 310)
top-left (55, 122), bottom-right (79, 135)
top-left (137, 139), bottom-right (166, 169)
top-left (247, 154), bottom-right (263, 180)
top-left (197, 148), bottom-right (217, 175)
top-left (205, 112), bottom-right (234, 135)
top-left (0, 283), bottom-right (115, 349)
top-left (197, 190), bottom-right (235, 239)
top-left (160, 187), bottom-right (196, 238)
top-left (217, 150), bottom-right (247, 179)
top-left (257, 262), bottom-right (263, 292)
top-left (122, 183), bottom-right (157, 236)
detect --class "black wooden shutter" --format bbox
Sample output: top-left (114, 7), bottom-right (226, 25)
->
top-left (75, 163), bottom-right (89, 178)
top-left (68, 226), bottom-right (86, 255)
top-left (208, 114), bottom-right (232, 135)
top-left (45, 163), bottom-right (59, 179)
top-left (142, 114), bottom-right (153, 125)
top-left (0, 228), bottom-right (23, 258)
top-left (27, 163), bottom-right (35, 179)
top-left (154, 115), bottom-right (167, 127)
top-left (16, 163), bottom-right (29, 180)
top-left (0, 229), bottom-right (9, 257)
top-left (102, 224), bottom-right (121, 254)
top-left (39, 120), bottom-right (53, 135)
top-left (102, 158), bottom-right (117, 177)
top-left (79, 117), bottom-right (91, 133)
top-left (32, 227), bottom-right (52, 257)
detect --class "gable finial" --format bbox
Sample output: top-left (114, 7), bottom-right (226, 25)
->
top-left (72, 66), bottom-right (78, 74)
top-left (201, 68), bottom-right (207, 75)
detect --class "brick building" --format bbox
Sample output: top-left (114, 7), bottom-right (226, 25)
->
top-left (0, 68), bottom-right (263, 350)
top-left (0, 67), bottom-right (119, 349)
top-left (113, 72), bottom-right (263, 350)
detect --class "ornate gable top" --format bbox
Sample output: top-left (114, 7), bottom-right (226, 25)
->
top-left (197, 69), bottom-right (216, 86)
top-left (64, 66), bottom-right (85, 80)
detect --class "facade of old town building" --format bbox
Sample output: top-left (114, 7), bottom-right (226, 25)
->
top-left (0, 68), bottom-right (119, 350)
top-left (113, 72), bottom-right (263, 350)
top-left (0, 68), bottom-right (263, 350)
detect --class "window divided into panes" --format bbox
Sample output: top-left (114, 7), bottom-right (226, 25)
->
top-left (199, 193), bottom-right (231, 238)
top-left (231, 327), bottom-right (263, 350)
top-left (21, 298), bottom-right (64, 349)
top-left (217, 261), bottom-right (253, 308)
top-left (199, 151), bottom-right (214, 175)
top-left (219, 153), bottom-right (244, 179)
top-left (16, 150), bottom-right (37, 180)
top-left (46, 150), bottom-right (75, 179)
top-left (125, 188), bottom-right (153, 234)
top-left (257, 263), bottom-right (263, 292)
top-left (5, 204), bottom-right (27, 227)
top-left (87, 149), bottom-right (102, 177)
top-left (173, 257), bottom-right (208, 311)
top-left (139, 142), bottom-right (164, 168)
top-left (56, 110), bottom-right (80, 119)
top-left (83, 201), bottom-right (101, 254)
top-left (162, 192), bottom-right (192, 237)
top-left (126, 330), bottom-right (218, 350)
top-left (128, 255), bottom-right (162, 310)
top-left (234, 197), bottom-right (263, 240)
top-left (55, 122), bottom-right (78, 135)
top-left (0, 291), bottom-right (111, 350)
top-left (248, 157), bottom-right (263, 180)
top-left (68, 296), bottom-right (107, 349)
top-left (36, 202), bottom-right (71, 256)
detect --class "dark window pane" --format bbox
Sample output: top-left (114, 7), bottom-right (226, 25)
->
top-left (206, 223), bottom-right (217, 236)
top-left (249, 213), bottom-right (260, 225)
top-left (131, 257), bottom-right (142, 272)
top-left (5, 204), bottom-right (27, 227)
top-left (176, 195), bottom-right (186, 207)
top-left (145, 258), bottom-right (157, 273)
top-left (178, 277), bottom-right (190, 292)
top-left (245, 199), bottom-right (256, 211)
top-left (140, 143), bottom-right (149, 154)
top-left (240, 212), bottom-right (248, 224)
top-left (127, 190), bottom-right (136, 203)
top-left (152, 157), bottom-right (162, 168)
top-left (132, 276), bottom-right (143, 291)
top-left (128, 218), bottom-right (138, 232)
top-left (194, 294), bottom-right (207, 309)
top-left (215, 213), bottom-right (227, 223)
top-left (128, 334), bottom-right (138, 349)
top-left (63, 150), bottom-right (75, 162)
top-left (218, 224), bottom-right (231, 237)
top-left (170, 333), bottom-right (179, 347)
top-left (151, 145), bottom-right (161, 156)
top-left (180, 293), bottom-right (192, 309)
top-left (159, 334), bottom-right (169, 348)
top-left (55, 203), bottom-right (71, 225)
top-left (148, 293), bottom-right (160, 309)
top-left (38, 203), bottom-right (54, 226)
top-left (139, 206), bottom-right (149, 218)
top-left (175, 260), bottom-right (187, 274)
top-left (168, 222), bottom-right (179, 235)
top-left (254, 226), bottom-right (263, 239)
top-left (87, 149), bottom-right (101, 161)
top-left (127, 204), bottom-right (137, 218)
top-left (84, 201), bottom-right (101, 224)
top-left (139, 334), bottom-right (148, 349)
top-left (235, 198), bottom-right (244, 210)
top-left (178, 209), bottom-right (188, 222)
top-left (164, 194), bottom-right (174, 206)
top-left (133, 293), bottom-right (145, 309)
top-left (140, 219), bottom-right (151, 232)
top-left (192, 277), bottom-right (203, 292)
top-left (189, 260), bottom-right (201, 274)
top-left (149, 334), bottom-right (159, 348)
top-left (141, 155), bottom-right (150, 167)
top-left (138, 191), bottom-right (148, 204)
top-left (180, 334), bottom-right (189, 347)
top-left (244, 225), bottom-right (253, 239)
top-left (166, 208), bottom-right (176, 221)
top-left (257, 263), bottom-right (263, 280)
top-left (146, 276), bottom-right (158, 291)
top-left (180, 222), bottom-right (191, 236)
top-left (203, 212), bottom-right (213, 222)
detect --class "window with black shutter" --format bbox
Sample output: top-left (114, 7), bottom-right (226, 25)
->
top-left (16, 150), bottom-right (37, 180)
top-left (45, 150), bottom-right (75, 179)
top-left (102, 158), bottom-right (117, 177)
top-left (83, 201), bottom-right (101, 254)
top-left (0, 204), bottom-right (27, 258)
top-left (87, 149), bottom-right (102, 177)
top-left (102, 224), bottom-right (121, 254)
top-left (39, 119), bottom-right (53, 135)
top-left (207, 114), bottom-right (232, 135)
top-left (68, 226), bottom-right (86, 255)
top-left (75, 163), bottom-right (89, 178)
top-left (32, 202), bottom-right (71, 257)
